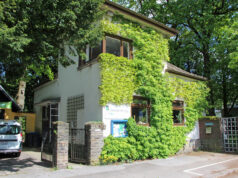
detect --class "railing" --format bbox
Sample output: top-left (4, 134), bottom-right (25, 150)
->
top-left (69, 128), bottom-right (86, 163)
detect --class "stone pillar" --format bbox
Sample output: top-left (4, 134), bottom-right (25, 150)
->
top-left (85, 122), bottom-right (105, 165)
top-left (199, 118), bottom-right (223, 152)
top-left (52, 121), bottom-right (69, 169)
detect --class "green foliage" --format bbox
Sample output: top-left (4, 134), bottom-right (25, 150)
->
top-left (199, 116), bottom-right (220, 120)
top-left (0, 0), bottom-right (104, 81)
top-left (100, 19), bottom-right (208, 163)
top-left (0, 0), bottom-right (104, 111)
top-left (116, 0), bottom-right (238, 115)
top-left (100, 135), bottom-right (138, 163)
top-left (99, 53), bottom-right (136, 105)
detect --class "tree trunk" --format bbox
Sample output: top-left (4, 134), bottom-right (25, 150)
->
top-left (203, 50), bottom-right (215, 116)
top-left (222, 71), bottom-right (229, 117)
top-left (16, 80), bottom-right (26, 111)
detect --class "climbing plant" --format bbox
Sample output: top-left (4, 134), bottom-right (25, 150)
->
top-left (99, 17), bottom-right (209, 163)
top-left (98, 53), bottom-right (136, 105)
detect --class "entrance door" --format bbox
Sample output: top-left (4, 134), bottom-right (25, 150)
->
top-left (41, 103), bottom-right (59, 161)
top-left (0, 109), bottom-right (5, 119)
top-left (223, 117), bottom-right (238, 153)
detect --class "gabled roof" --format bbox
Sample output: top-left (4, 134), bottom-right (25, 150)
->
top-left (166, 62), bottom-right (207, 81)
top-left (0, 85), bottom-right (21, 112)
top-left (104, 0), bottom-right (178, 36)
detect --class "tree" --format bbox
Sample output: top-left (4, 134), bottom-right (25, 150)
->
top-left (212, 18), bottom-right (238, 116)
top-left (114, 0), bottom-right (238, 116)
top-left (0, 0), bottom-right (104, 111)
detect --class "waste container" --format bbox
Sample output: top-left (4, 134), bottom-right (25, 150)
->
top-left (25, 132), bottom-right (41, 147)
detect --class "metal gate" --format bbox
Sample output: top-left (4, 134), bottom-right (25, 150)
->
top-left (222, 117), bottom-right (238, 153)
top-left (69, 128), bottom-right (86, 163)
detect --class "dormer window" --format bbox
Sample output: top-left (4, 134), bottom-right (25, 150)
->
top-left (79, 35), bottom-right (133, 67)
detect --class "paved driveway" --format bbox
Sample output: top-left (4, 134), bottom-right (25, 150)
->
top-left (1, 150), bottom-right (238, 178)
top-left (0, 148), bottom-right (51, 177)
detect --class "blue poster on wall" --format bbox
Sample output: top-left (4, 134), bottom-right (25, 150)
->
top-left (111, 120), bottom-right (128, 137)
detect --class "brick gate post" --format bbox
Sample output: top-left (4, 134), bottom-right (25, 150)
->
top-left (85, 122), bottom-right (105, 165)
top-left (52, 121), bottom-right (69, 169)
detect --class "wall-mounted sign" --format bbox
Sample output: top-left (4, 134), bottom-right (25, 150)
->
top-left (206, 126), bottom-right (212, 134)
top-left (103, 104), bottom-right (131, 120)
top-left (0, 102), bottom-right (12, 109)
top-left (111, 120), bottom-right (128, 138)
top-left (205, 122), bottom-right (214, 126)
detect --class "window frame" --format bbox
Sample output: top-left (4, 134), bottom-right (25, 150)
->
top-left (172, 100), bottom-right (185, 126)
top-left (131, 96), bottom-right (151, 126)
top-left (78, 34), bottom-right (133, 69)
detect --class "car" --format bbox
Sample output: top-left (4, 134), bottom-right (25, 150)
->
top-left (0, 120), bottom-right (23, 157)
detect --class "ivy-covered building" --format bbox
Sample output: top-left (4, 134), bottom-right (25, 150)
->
top-left (34, 0), bottom-right (208, 162)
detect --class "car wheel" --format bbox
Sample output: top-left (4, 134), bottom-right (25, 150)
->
top-left (15, 152), bottom-right (21, 157)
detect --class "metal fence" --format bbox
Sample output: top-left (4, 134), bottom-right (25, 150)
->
top-left (222, 117), bottom-right (238, 153)
top-left (69, 128), bottom-right (86, 163)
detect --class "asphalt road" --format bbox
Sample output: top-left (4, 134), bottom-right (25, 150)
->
top-left (0, 149), bottom-right (238, 178)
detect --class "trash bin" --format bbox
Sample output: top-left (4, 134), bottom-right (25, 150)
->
top-left (25, 132), bottom-right (41, 147)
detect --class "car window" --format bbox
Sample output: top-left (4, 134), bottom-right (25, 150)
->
top-left (0, 124), bottom-right (21, 135)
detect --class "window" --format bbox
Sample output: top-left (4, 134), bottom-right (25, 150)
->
top-left (172, 100), bottom-right (184, 125)
top-left (105, 35), bottom-right (132, 58)
top-left (106, 36), bottom-right (121, 56)
top-left (86, 42), bottom-right (102, 62)
top-left (131, 96), bottom-right (150, 125)
top-left (78, 35), bottom-right (132, 68)
top-left (67, 95), bottom-right (84, 128)
top-left (0, 125), bottom-right (21, 135)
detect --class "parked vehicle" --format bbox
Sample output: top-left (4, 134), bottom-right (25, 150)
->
top-left (0, 120), bottom-right (23, 157)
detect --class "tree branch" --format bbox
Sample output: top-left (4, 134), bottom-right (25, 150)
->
top-left (228, 95), bottom-right (238, 114)
top-left (214, 0), bottom-right (225, 14)
top-left (183, 21), bottom-right (202, 40)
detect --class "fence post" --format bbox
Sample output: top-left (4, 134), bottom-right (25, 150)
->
top-left (85, 122), bottom-right (105, 165)
top-left (52, 121), bottom-right (69, 169)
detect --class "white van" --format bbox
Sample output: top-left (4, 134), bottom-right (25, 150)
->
top-left (0, 120), bottom-right (22, 157)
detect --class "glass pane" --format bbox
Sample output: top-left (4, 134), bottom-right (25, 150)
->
top-left (106, 36), bottom-right (121, 56)
top-left (132, 107), bottom-right (148, 124)
top-left (173, 110), bottom-right (183, 124)
top-left (42, 106), bottom-right (47, 119)
top-left (0, 125), bottom-right (21, 135)
top-left (90, 42), bottom-right (102, 60)
top-left (123, 41), bottom-right (129, 58)
top-left (51, 116), bottom-right (58, 122)
top-left (173, 101), bottom-right (183, 107)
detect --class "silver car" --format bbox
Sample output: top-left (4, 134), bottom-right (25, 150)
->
top-left (0, 120), bottom-right (22, 157)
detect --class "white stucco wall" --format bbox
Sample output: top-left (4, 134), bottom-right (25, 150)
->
top-left (58, 61), bottom-right (102, 127)
top-left (34, 46), bottom-right (102, 133)
top-left (187, 121), bottom-right (200, 140)
top-left (34, 80), bottom-right (60, 133)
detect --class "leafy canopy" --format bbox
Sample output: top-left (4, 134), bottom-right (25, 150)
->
top-left (113, 0), bottom-right (238, 115)
top-left (0, 0), bottom-right (104, 82)
top-left (0, 0), bottom-right (104, 111)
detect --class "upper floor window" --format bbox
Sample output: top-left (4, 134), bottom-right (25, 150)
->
top-left (131, 96), bottom-right (150, 126)
top-left (79, 35), bottom-right (132, 67)
top-left (172, 100), bottom-right (184, 125)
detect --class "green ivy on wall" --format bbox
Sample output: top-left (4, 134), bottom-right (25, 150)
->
top-left (99, 53), bottom-right (136, 105)
top-left (99, 18), bottom-right (209, 164)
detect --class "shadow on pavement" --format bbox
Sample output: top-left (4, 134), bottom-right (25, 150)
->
top-left (0, 153), bottom-right (51, 173)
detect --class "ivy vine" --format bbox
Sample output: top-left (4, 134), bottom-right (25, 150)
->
top-left (99, 53), bottom-right (136, 105)
top-left (99, 17), bottom-right (209, 164)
